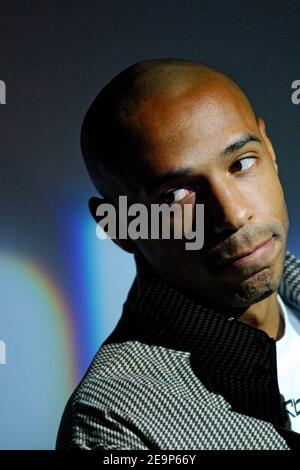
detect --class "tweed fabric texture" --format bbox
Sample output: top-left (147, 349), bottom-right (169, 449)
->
top-left (57, 250), bottom-right (300, 450)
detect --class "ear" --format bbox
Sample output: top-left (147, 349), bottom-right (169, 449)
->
top-left (88, 197), bottom-right (140, 255)
top-left (256, 117), bottom-right (278, 174)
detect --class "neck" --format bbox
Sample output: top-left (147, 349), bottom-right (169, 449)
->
top-left (238, 291), bottom-right (284, 340)
top-left (134, 254), bottom-right (285, 340)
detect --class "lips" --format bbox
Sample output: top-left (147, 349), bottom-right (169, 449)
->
top-left (211, 236), bottom-right (275, 269)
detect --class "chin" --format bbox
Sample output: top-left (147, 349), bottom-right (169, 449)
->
top-left (221, 267), bottom-right (280, 308)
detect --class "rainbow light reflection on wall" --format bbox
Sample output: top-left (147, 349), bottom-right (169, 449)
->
top-left (0, 253), bottom-right (77, 449)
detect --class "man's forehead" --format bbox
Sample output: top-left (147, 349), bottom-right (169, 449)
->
top-left (126, 80), bottom-right (255, 148)
top-left (124, 83), bottom-right (257, 175)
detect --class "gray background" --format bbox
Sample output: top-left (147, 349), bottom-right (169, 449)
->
top-left (1, 0), bottom-right (300, 257)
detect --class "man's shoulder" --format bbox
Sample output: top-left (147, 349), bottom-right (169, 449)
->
top-left (55, 340), bottom-right (201, 449)
top-left (64, 341), bottom-right (193, 413)
top-left (280, 250), bottom-right (300, 310)
top-left (56, 339), bottom-right (290, 450)
top-left (76, 340), bottom-right (190, 397)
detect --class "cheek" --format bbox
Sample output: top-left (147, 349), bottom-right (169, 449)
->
top-left (249, 163), bottom-right (285, 218)
top-left (263, 175), bottom-right (285, 218)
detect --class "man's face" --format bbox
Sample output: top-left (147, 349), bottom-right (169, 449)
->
top-left (119, 78), bottom-right (289, 308)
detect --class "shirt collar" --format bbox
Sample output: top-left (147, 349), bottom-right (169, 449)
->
top-left (104, 249), bottom-right (300, 426)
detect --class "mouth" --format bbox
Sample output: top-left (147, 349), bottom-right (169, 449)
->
top-left (211, 236), bottom-right (276, 270)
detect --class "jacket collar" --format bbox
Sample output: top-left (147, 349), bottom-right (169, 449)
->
top-left (104, 250), bottom-right (300, 427)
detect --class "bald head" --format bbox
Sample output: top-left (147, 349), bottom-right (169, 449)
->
top-left (83, 59), bottom-right (289, 314)
top-left (81, 59), bottom-right (254, 202)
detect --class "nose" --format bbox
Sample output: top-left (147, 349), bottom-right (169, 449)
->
top-left (207, 176), bottom-right (254, 234)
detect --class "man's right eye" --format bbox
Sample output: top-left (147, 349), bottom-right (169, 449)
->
top-left (159, 188), bottom-right (195, 205)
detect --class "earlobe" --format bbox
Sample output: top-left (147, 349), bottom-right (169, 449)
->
top-left (257, 116), bottom-right (266, 135)
top-left (88, 196), bottom-right (140, 255)
top-left (256, 116), bottom-right (278, 174)
top-left (88, 197), bottom-right (105, 223)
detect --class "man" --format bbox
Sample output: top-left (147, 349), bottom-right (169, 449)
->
top-left (57, 59), bottom-right (300, 449)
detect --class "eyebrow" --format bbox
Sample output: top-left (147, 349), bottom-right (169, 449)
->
top-left (145, 168), bottom-right (194, 195)
top-left (219, 133), bottom-right (262, 158)
top-left (145, 133), bottom-right (262, 194)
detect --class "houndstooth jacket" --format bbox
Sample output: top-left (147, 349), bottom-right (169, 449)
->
top-left (56, 250), bottom-right (300, 450)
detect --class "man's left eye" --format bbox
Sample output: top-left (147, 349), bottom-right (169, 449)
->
top-left (230, 156), bottom-right (256, 173)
